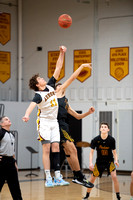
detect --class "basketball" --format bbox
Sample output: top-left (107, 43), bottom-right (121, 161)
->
top-left (58, 14), bottom-right (72, 29)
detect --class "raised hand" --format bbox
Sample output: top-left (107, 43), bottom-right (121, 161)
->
top-left (59, 45), bottom-right (67, 53)
top-left (88, 106), bottom-right (95, 114)
top-left (81, 63), bottom-right (92, 70)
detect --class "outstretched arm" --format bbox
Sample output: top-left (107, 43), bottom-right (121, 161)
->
top-left (58, 63), bottom-right (92, 93)
top-left (22, 102), bottom-right (37, 122)
top-left (67, 106), bottom-right (95, 120)
top-left (53, 45), bottom-right (67, 80)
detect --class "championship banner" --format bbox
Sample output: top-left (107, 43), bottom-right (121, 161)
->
top-left (110, 47), bottom-right (129, 81)
top-left (0, 13), bottom-right (11, 45)
top-left (74, 49), bottom-right (92, 82)
top-left (0, 51), bottom-right (11, 83)
top-left (48, 51), bottom-right (65, 82)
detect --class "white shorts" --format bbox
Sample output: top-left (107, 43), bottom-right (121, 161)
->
top-left (37, 118), bottom-right (60, 143)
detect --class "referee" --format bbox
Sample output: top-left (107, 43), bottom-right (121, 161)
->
top-left (0, 116), bottom-right (23, 200)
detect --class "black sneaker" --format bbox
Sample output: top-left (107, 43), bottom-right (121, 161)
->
top-left (72, 178), bottom-right (94, 188)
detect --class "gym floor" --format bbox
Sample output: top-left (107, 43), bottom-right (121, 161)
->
top-left (0, 170), bottom-right (131, 200)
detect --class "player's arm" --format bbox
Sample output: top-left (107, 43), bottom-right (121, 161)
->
top-left (89, 149), bottom-right (94, 171)
top-left (58, 63), bottom-right (92, 93)
top-left (112, 149), bottom-right (119, 167)
top-left (67, 105), bottom-right (95, 120)
top-left (53, 46), bottom-right (67, 80)
top-left (22, 102), bottom-right (37, 122)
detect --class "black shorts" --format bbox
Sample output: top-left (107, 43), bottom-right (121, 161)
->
top-left (93, 161), bottom-right (116, 178)
top-left (59, 122), bottom-right (74, 144)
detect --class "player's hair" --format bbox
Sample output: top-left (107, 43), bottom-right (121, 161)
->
top-left (29, 74), bottom-right (39, 91)
top-left (55, 82), bottom-right (62, 90)
top-left (100, 122), bottom-right (110, 129)
top-left (0, 116), bottom-right (5, 123)
top-left (0, 116), bottom-right (5, 128)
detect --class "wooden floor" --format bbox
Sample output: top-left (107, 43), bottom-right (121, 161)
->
top-left (0, 170), bottom-right (131, 200)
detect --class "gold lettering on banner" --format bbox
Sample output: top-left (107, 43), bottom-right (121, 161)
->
top-left (48, 51), bottom-right (65, 82)
top-left (0, 13), bottom-right (11, 45)
top-left (0, 51), bottom-right (11, 83)
top-left (74, 49), bottom-right (92, 82)
top-left (110, 47), bottom-right (129, 81)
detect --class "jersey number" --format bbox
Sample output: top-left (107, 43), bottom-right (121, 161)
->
top-left (101, 150), bottom-right (108, 156)
top-left (50, 99), bottom-right (57, 107)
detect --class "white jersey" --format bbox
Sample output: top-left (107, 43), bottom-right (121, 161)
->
top-left (36, 85), bottom-right (58, 120)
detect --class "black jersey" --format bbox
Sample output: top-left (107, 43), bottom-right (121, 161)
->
top-left (57, 96), bottom-right (69, 123)
top-left (91, 134), bottom-right (116, 163)
top-left (57, 96), bottom-right (74, 143)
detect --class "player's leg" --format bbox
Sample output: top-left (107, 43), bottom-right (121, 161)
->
top-left (51, 142), bottom-right (70, 186)
top-left (60, 127), bottom-right (88, 185)
top-left (62, 141), bottom-right (93, 188)
top-left (83, 174), bottom-right (96, 199)
top-left (39, 119), bottom-right (54, 187)
top-left (62, 140), bottom-right (80, 171)
top-left (42, 143), bottom-right (51, 170)
top-left (42, 142), bottom-right (54, 187)
top-left (51, 141), bottom-right (60, 179)
top-left (83, 161), bottom-right (105, 199)
top-left (51, 122), bottom-right (69, 186)
top-left (111, 169), bottom-right (121, 200)
top-left (130, 171), bottom-right (133, 199)
top-left (62, 140), bottom-right (82, 179)
top-left (60, 127), bottom-right (77, 171)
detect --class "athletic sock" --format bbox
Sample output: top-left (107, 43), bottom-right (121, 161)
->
top-left (116, 192), bottom-right (121, 200)
top-left (74, 170), bottom-right (84, 180)
top-left (73, 171), bottom-right (76, 178)
top-left (52, 152), bottom-right (60, 171)
top-left (45, 170), bottom-right (51, 180)
top-left (84, 192), bottom-right (90, 199)
top-left (55, 170), bottom-right (61, 179)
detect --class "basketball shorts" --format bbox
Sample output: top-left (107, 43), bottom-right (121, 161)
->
top-left (37, 117), bottom-right (60, 143)
top-left (93, 161), bottom-right (116, 178)
top-left (59, 122), bottom-right (74, 144)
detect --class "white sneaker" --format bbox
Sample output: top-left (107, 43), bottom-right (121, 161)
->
top-left (54, 175), bottom-right (70, 186)
top-left (45, 177), bottom-right (54, 187)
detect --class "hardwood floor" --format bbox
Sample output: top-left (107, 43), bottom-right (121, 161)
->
top-left (0, 170), bottom-right (131, 200)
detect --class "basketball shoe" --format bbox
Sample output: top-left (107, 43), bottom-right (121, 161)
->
top-left (72, 175), bottom-right (94, 188)
top-left (54, 175), bottom-right (70, 186)
top-left (45, 177), bottom-right (54, 187)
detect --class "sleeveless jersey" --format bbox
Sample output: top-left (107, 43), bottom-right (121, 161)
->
top-left (36, 85), bottom-right (58, 120)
